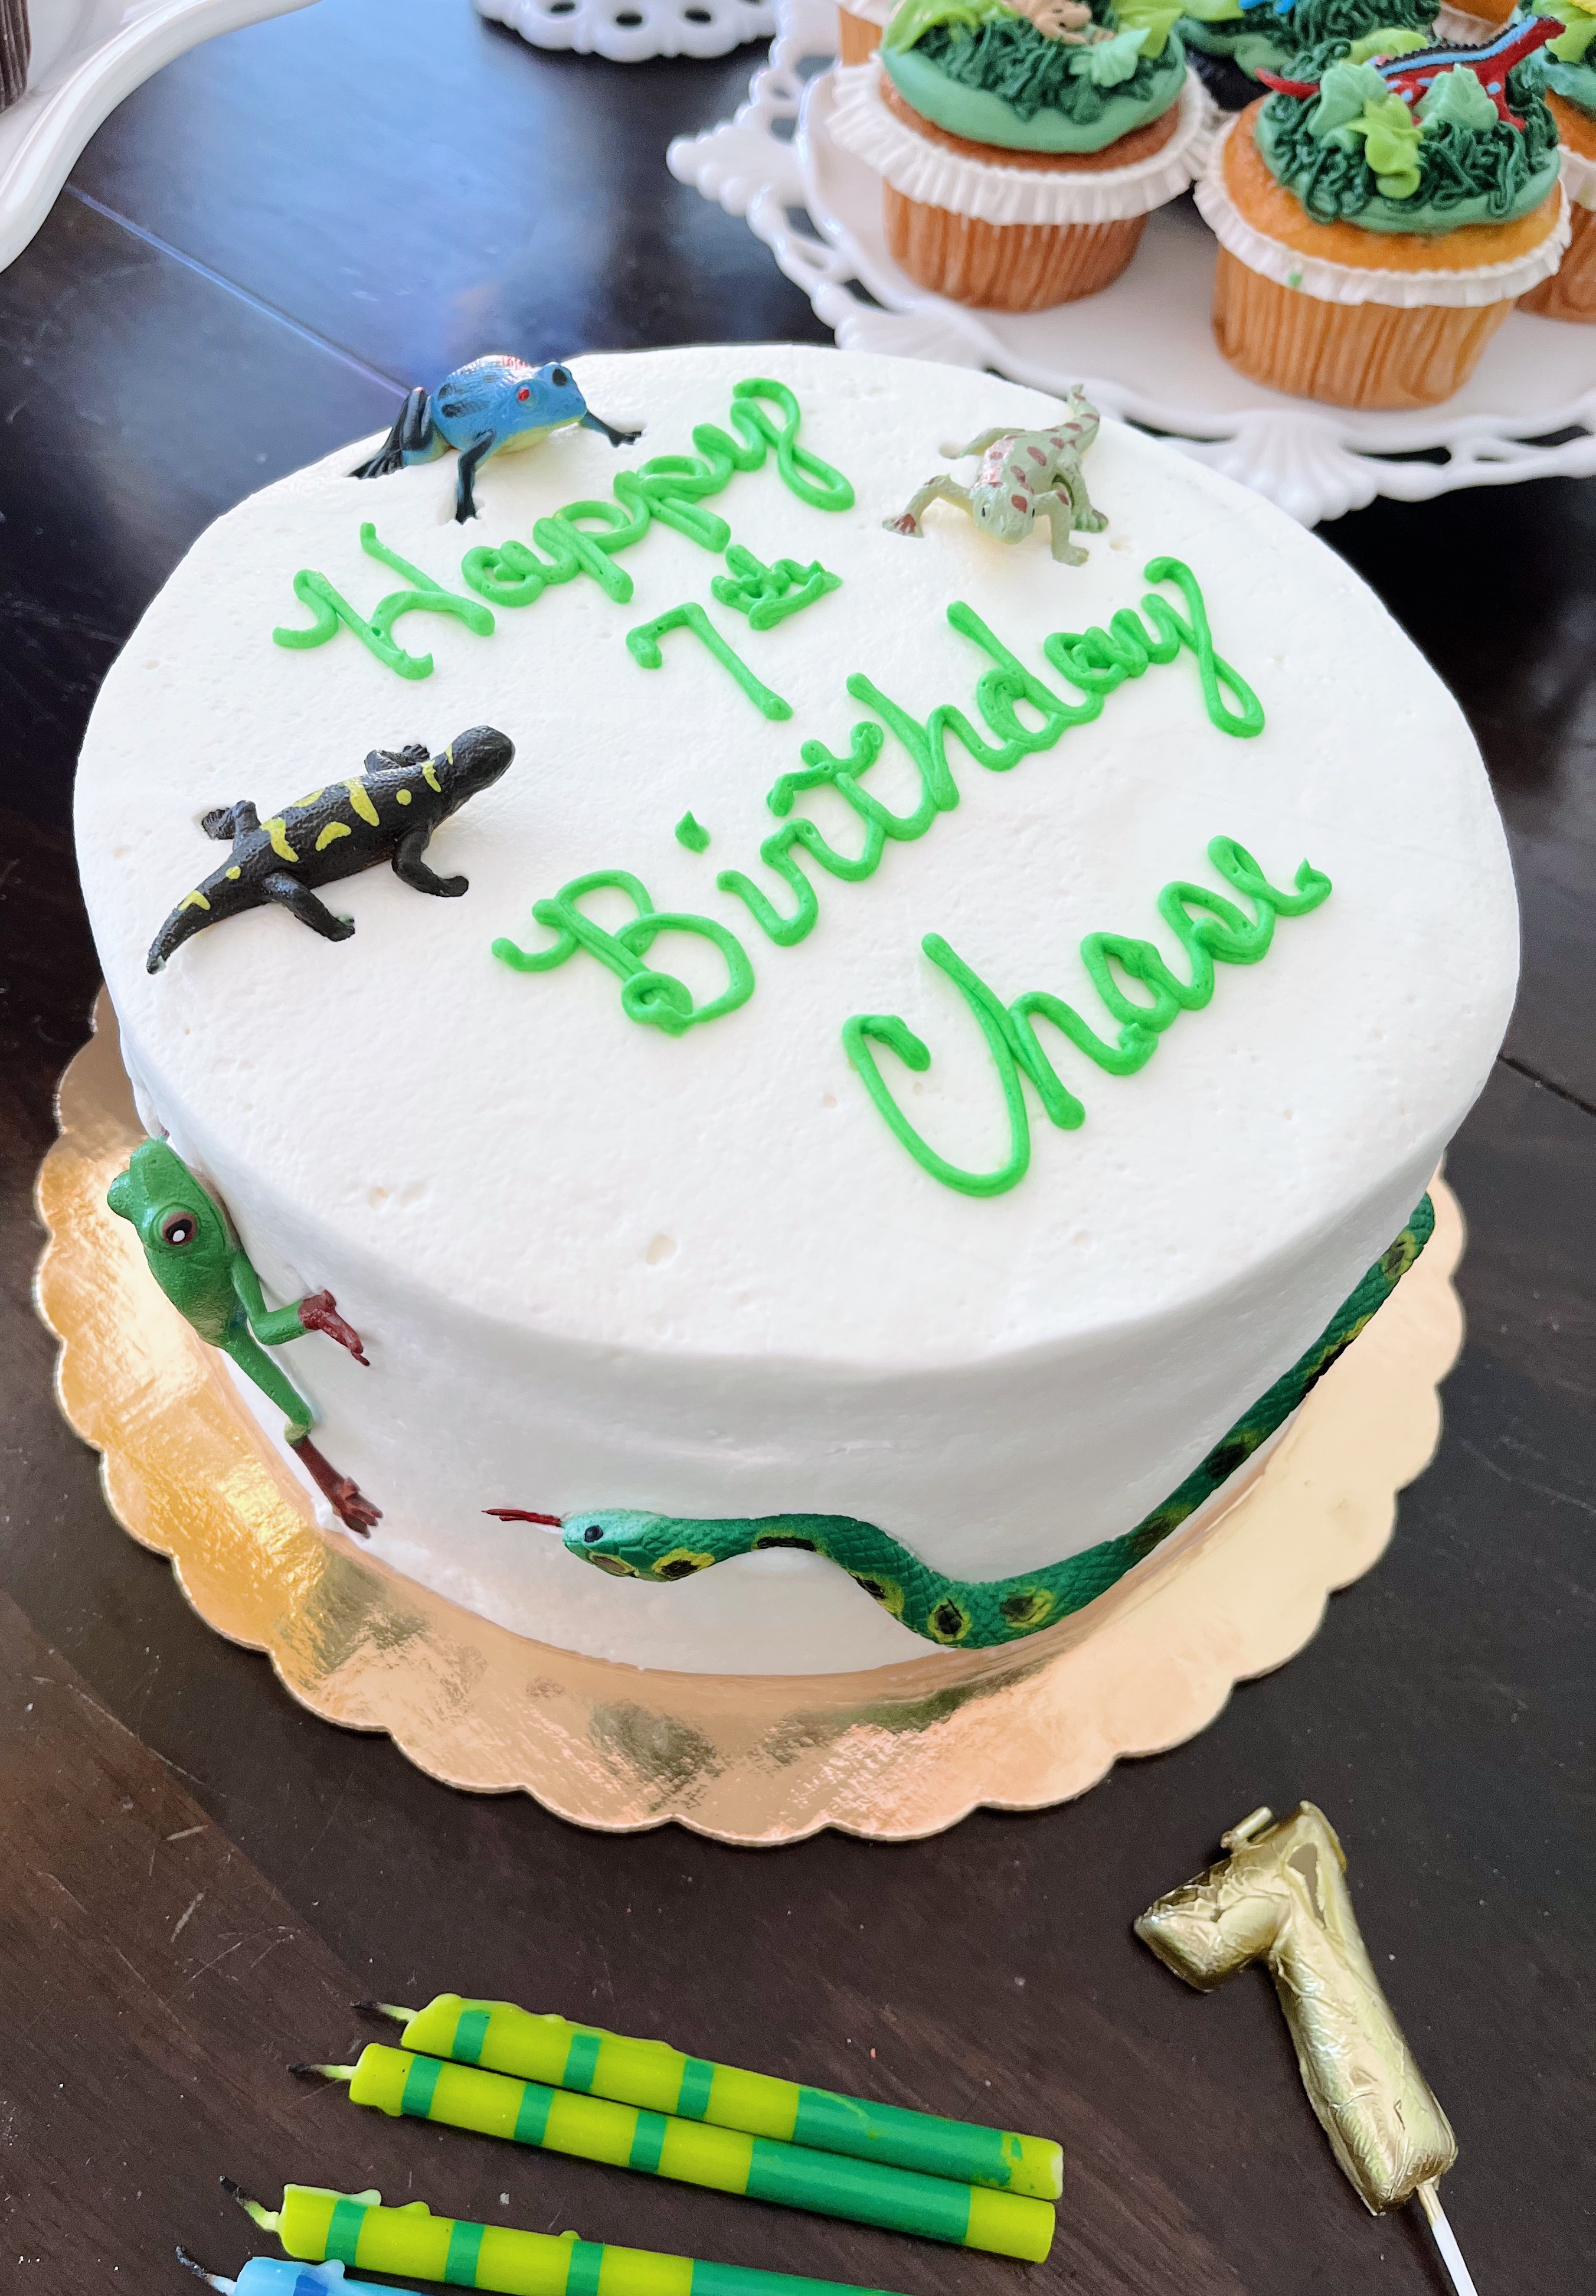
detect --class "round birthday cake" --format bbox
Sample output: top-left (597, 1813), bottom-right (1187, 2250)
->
top-left (74, 342), bottom-right (1516, 1676)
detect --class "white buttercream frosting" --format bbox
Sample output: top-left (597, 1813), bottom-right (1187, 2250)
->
top-left (76, 345), bottom-right (1517, 1674)
top-left (1197, 115), bottom-right (1570, 307)
top-left (828, 60), bottom-right (1214, 225)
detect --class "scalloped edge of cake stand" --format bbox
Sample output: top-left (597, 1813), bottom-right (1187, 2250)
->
top-left (35, 992), bottom-right (1464, 1844)
top-left (0, 0), bottom-right (317, 276)
top-left (666, 0), bottom-right (1596, 525)
top-left (474, 0), bottom-right (774, 63)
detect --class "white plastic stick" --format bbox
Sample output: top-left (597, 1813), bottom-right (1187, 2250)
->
top-left (1415, 2180), bottom-right (1480, 2296)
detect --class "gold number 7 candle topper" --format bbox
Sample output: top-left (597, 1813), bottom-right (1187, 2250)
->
top-left (1136, 1802), bottom-right (1479, 2296)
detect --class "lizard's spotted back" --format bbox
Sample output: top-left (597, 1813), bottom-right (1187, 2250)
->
top-left (146, 723), bottom-right (514, 972)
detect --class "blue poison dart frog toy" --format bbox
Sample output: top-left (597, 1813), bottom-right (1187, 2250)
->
top-left (352, 352), bottom-right (641, 523)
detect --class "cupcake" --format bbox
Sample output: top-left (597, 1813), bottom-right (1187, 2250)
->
top-left (1176, 0), bottom-right (1436, 86)
top-left (1517, 0), bottom-right (1596, 316)
top-left (838, 0), bottom-right (893, 64)
top-left (1196, 28), bottom-right (1568, 404)
top-left (829, 0), bottom-right (1214, 308)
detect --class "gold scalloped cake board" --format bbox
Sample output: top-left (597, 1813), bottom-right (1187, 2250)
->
top-left (35, 994), bottom-right (1464, 1844)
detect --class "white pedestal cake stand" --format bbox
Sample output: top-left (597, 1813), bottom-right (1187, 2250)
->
top-left (37, 995), bottom-right (1465, 1844)
top-left (0, 1), bottom-right (317, 276)
top-left (476, 0), bottom-right (774, 66)
top-left (668, 0), bottom-right (1596, 523)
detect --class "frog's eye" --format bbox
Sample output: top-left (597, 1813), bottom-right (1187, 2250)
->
top-left (581, 1523), bottom-right (606, 1544)
top-left (517, 386), bottom-right (530, 401)
top-left (161, 1210), bottom-right (198, 1247)
top-left (550, 365), bottom-right (571, 389)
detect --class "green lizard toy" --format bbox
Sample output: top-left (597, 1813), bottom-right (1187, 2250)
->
top-left (108, 1138), bottom-right (381, 1535)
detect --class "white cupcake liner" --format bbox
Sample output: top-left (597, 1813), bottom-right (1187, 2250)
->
top-left (828, 59), bottom-right (1214, 226)
top-left (1195, 113), bottom-right (1571, 307)
top-left (1561, 137), bottom-right (1596, 213)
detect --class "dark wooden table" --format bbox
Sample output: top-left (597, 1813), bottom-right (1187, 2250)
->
top-left (2, 4), bottom-right (1591, 2290)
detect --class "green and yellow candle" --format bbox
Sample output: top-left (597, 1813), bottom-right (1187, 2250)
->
top-left (371, 1995), bottom-right (1061, 2200)
top-left (234, 2186), bottom-right (913, 2296)
top-left (312, 2046), bottom-right (1054, 2262)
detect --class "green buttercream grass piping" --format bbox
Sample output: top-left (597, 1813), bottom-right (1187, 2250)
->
top-left (1258, 54), bottom-right (1560, 229)
top-left (675, 811), bottom-right (712, 853)
top-left (843, 837), bottom-right (1330, 1197)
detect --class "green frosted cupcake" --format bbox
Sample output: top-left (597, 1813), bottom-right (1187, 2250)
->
top-left (1178, 0), bottom-right (1436, 86)
top-left (879, 0), bottom-right (1188, 152)
top-left (1519, 0), bottom-right (1596, 318)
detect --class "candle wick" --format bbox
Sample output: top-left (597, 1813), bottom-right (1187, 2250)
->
top-left (1414, 2180), bottom-right (1480, 2296)
top-left (175, 2248), bottom-right (234, 2291)
top-left (288, 2062), bottom-right (355, 2083)
top-left (219, 2177), bottom-right (278, 2232)
top-left (351, 2000), bottom-right (415, 2023)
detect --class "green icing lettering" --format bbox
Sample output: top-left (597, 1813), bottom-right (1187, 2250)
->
top-left (275, 377), bottom-right (854, 675)
top-left (492, 868), bottom-right (754, 1037)
top-left (273, 522), bottom-right (494, 680)
top-left (675, 812), bottom-right (712, 854)
top-left (1044, 556), bottom-right (1264, 736)
top-left (613, 460), bottom-right (732, 554)
top-left (627, 601), bottom-right (793, 722)
top-left (711, 544), bottom-right (841, 629)
top-left (843, 840), bottom-right (1332, 1197)
top-left (718, 561), bottom-right (1257, 954)
top-left (462, 504), bottom-right (639, 608)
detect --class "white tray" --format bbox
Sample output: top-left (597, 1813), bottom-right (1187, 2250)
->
top-left (669, 0), bottom-right (1596, 522)
top-left (0, 0), bottom-right (317, 276)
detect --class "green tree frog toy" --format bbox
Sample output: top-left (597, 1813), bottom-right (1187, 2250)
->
top-left (107, 1138), bottom-right (381, 1536)
top-left (883, 387), bottom-right (1106, 564)
top-left (353, 354), bottom-right (641, 524)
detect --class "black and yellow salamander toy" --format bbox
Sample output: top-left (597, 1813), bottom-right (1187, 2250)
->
top-left (146, 724), bottom-right (514, 973)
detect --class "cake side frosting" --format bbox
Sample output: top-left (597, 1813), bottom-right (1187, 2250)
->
top-left (76, 345), bottom-right (1516, 1673)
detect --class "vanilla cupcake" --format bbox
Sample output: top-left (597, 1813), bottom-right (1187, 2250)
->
top-left (1197, 36), bottom-right (1568, 404)
top-left (1517, 0), bottom-right (1596, 317)
top-left (1177, 0), bottom-right (1435, 85)
top-left (829, 0), bottom-right (1212, 308)
top-left (838, 0), bottom-right (893, 63)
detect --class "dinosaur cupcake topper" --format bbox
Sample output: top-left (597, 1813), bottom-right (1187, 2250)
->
top-left (146, 724), bottom-right (514, 973)
top-left (354, 353), bottom-right (642, 523)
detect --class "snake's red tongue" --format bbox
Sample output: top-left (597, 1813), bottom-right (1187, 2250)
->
top-left (483, 1507), bottom-right (562, 1524)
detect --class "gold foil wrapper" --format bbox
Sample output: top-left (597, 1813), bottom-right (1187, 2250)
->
top-left (35, 995), bottom-right (1465, 1844)
top-left (1136, 1804), bottom-right (1458, 2211)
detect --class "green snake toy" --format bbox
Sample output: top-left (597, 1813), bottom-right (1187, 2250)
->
top-left (488, 1196), bottom-right (1433, 1650)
